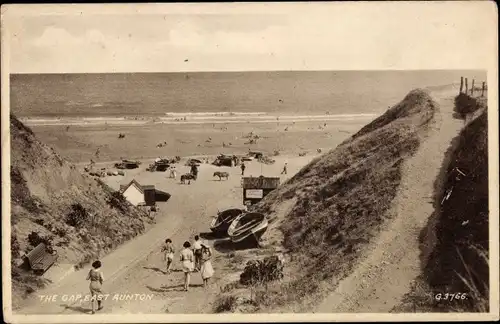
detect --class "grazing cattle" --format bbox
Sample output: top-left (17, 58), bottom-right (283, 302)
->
top-left (180, 173), bottom-right (195, 184)
top-left (213, 171), bottom-right (229, 181)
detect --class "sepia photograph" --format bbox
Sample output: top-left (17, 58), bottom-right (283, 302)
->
top-left (1, 2), bottom-right (498, 323)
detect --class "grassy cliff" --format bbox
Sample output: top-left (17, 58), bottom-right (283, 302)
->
top-left (214, 89), bottom-right (438, 311)
top-left (10, 114), bottom-right (150, 303)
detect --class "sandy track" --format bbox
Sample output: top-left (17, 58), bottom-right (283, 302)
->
top-left (15, 155), bottom-right (315, 315)
top-left (315, 88), bottom-right (463, 313)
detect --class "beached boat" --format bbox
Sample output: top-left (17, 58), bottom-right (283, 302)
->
top-left (210, 208), bottom-right (244, 235)
top-left (227, 212), bottom-right (268, 243)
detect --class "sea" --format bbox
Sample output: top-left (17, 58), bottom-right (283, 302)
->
top-left (10, 70), bottom-right (486, 119)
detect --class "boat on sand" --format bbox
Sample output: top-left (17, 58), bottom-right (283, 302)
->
top-left (227, 212), bottom-right (268, 243)
top-left (210, 208), bottom-right (244, 235)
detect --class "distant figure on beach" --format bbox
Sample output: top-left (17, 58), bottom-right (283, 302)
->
top-left (281, 163), bottom-right (288, 175)
top-left (169, 166), bottom-right (177, 179)
top-left (95, 148), bottom-right (100, 158)
top-left (66, 125), bottom-right (70, 131)
top-left (161, 239), bottom-right (175, 274)
top-left (180, 241), bottom-right (194, 291)
top-left (200, 244), bottom-right (214, 287)
top-left (192, 235), bottom-right (203, 271)
top-left (86, 260), bottom-right (104, 314)
top-left (190, 164), bottom-right (198, 180)
top-left (241, 162), bottom-right (246, 176)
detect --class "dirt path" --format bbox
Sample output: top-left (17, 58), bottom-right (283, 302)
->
top-left (315, 87), bottom-right (464, 313)
top-left (16, 155), bottom-right (315, 315)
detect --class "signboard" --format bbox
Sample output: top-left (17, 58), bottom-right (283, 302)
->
top-left (245, 189), bottom-right (264, 199)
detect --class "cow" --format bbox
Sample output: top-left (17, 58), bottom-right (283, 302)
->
top-left (213, 171), bottom-right (229, 181)
top-left (180, 173), bottom-right (195, 184)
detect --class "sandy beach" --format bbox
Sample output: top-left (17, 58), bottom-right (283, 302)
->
top-left (28, 116), bottom-right (372, 164)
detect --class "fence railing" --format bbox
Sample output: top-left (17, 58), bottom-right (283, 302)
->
top-left (459, 76), bottom-right (487, 97)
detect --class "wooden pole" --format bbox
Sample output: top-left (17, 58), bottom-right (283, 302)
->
top-left (460, 76), bottom-right (464, 93)
top-left (471, 79), bottom-right (475, 96)
top-left (482, 82), bottom-right (486, 97)
top-left (465, 78), bottom-right (468, 95)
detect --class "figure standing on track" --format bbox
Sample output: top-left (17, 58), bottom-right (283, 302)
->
top-left (86, 260), bottom-right (104, 314)
top-left (161, 238), bottom-right (175, 274)
top-left (169, 165), bottom-right (177, 179)
top-left (281, 163), bottom-right (288, 175)
top-left (200, 244), bottom-right (214, 287)
top-left (192, 235), bottom-right (203, 271)
top-left (241, 162), bottom-right (246, 176)
top-left (190, 163), bottom-right (198, 180)
top-left (180, 241), bottom-right (195, 291)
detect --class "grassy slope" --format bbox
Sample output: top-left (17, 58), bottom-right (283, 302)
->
top-left (396, 95), bottom-right (489, 312)
top-left (10, 115), bottom-right (150, 304)
top-left (214, 89), bottom-right (437, 312)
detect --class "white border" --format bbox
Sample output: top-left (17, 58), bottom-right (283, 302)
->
top-left (1, 2), bottom-right (498, 323)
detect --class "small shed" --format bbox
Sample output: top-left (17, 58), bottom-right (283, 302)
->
top-left (120, 180), bottom-right (170, 207)
top-left (120, 179), bottom-right (146, 206)
top-left (242, 176), bottom-right (280, 206)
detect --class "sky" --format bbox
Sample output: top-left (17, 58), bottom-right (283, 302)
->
top-left (1, 2), bottom-right (497, 73)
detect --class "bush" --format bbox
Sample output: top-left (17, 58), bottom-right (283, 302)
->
top-left (27, 231), bottom-right (53, 252)
top-left (240, 255), bottom-right (284, 286)
top-left (454, 93), bottom-right (485, 119)
top-left (106, 191), bottom-right (130, 213)
top-left (66, 203), bottom-right (90, 228)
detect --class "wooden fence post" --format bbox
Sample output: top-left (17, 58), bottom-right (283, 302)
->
top-left (460, 76), bottom-right (464, 93)
top-left (481, 82), bottom-right (486, 97)
top-left (465, 78), bottom-right (468, 95)
top-left (471, 79), bottom-right (475, 96)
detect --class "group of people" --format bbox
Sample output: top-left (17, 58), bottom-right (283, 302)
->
top-left (161, 235), bottom-right (214, 291)
top-left (84, 235), bottom-right (214, 315)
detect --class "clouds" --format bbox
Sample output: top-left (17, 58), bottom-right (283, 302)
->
top-left (4, 2), bottom-right (497, 73)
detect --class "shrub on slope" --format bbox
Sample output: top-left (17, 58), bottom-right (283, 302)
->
top-left (10, 114), bottom-right (149, 300)
top-left (251, 89), bottom-right (437, 309)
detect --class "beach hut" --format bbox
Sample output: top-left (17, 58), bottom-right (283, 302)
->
top-left (120, 180), bottom-right (170, 207)
top-left (120, 179), bottom-right (146, 206)
top-left (242, 176), bottom-right (280, 206)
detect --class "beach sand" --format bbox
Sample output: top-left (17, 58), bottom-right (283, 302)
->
top-left (28, 118), bottom-right (372, 164)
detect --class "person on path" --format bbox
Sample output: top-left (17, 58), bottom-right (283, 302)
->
top-left (180, 241), bottom-right (195, 291)
top-left (281, 163), bottom-right (288, 175)
top-left (169, 166), bottom-right (177, 179)
top-left (161, 238), bottom-right (175, 274)
top-left (86, 260), bottom-right (104, 314)
top-left (241, 162), bottom-right (246, 176)
top-left (192, 235), bottom-right (203, 271)
top-left (200, 244), bottom-right (214, 287)
top-left (190, 164), bottom-right (198, 180)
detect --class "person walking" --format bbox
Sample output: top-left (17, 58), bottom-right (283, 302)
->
top-left (241, 162), bottom-right (246, 176)
top-left (169, 166), bottom-right (177, 179)
top-left (180, 241), bottom-right (195, 291)
top-left (281, 163), bottom-right (288, 175)
top-left (192, 235), bottom-right (203, 271)
top-left (86, 260), bottom-right (104, 314)
top-left (200, 244), bottom-right (214, 288)
top-left (161, 238), bottom-right (175, 274)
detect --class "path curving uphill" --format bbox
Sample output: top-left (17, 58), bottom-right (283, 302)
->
top-left (315, 87), bottom-right (464, 313)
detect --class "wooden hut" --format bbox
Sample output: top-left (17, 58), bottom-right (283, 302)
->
top-left (242, 176), bottom-right (280, 206)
